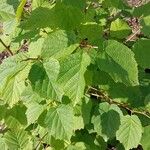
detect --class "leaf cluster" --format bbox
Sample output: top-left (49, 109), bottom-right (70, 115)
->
top-left (0, 0), bottom-right (150, 150)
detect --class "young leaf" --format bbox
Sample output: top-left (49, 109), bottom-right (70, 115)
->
top-left (110, 18), bottom-right (131, 39)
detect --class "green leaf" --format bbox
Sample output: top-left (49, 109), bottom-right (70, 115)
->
top-left (92, 102), bottom-right (123, 141)
top-left (32, 0), bottom-right (49, 9)
top-left (41, 30), bottom-right (77, 59)
top-left (45, 104), bottom-right (74, 141)
top-left (0, 137), bottom-right (8, 150)
top-left (21, 7), bottom-right (55, 30)
top-left (0, 0), bottom-right (19, 16)
top-left (60, 0), bottom-right (86, 10)
top-left (25, 102), bottom-right (45, 125)
top-left (28, 38), bottom-right (45, 58)
top-left (144, 94), bottom-right (150, 112)
top-left (133, 3), bottom-right (150, 17)
top-left (94, 136), bottom-right (107, 150)
top-left (54, 3), bottom-right (83, 30)
top-left (93, 70), bottom-right (142, 105)
top-left (37, 126), bottom-right (65, 150)
top-left (29, 60), bottom-right (63, 102)
top-left (81, 96), bottom-right (92, 125)
top-left (103, 0), bottom-right (125, 9)
top-left (141, 15), bottom-right (150, 37)
top-left (4, 129), bottom-right (31, 150)
top-left (5, 116), bottom-right (23, 130)
top-left (0, 11), bottom-right (15, 22)
top-left (58, 52), bottom-right (90, 105)
top-left (133, 39), bottom-right (150, 68)
top-left (141, 125), bottom-right (150, 150)
top-left (110, 18), bottom-right (131, 39)
top-left (116, 115), bottom-right (143, 150)
top-left (73, 116), bottom-right (84, 130)
top-left (97, 40), bottom-right (139, 86)
top-left (5, 105), bottom-right (27, 128)
top-left (0, 105), bottom-right (6, 120)
top-left (101, 110), bottom-right (120, 138)
top-left (79, 23), bottom-right (103, 44)
top-left (0, 54), bottom-right (31, 107)
top-left (21, 85), bottom-right (43, 104)
top-left (43, 58), bottom-right (60, 81)
top-left (66, 142), bottom-right (87, 150)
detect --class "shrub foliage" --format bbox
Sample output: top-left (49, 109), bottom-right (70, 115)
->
top-left (0, 0), bottom-right (150, 150)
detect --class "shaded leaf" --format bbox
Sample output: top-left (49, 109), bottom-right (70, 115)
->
top-left (97, 40), bottom-right (139, 86)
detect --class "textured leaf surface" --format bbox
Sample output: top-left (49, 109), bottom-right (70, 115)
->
top-left (29, 59), bottom-right (63, 102)
top-left (54, 3), bottom-right (83, 30)
top-left (45, 104), bottom-right (74, 140)
top-left (41, 30), bottom-right (76, 59)
top-left (97, 40), bottom-right (139, 86)
top-left (0, 137), bottom-right (8, 150)
top-left (79, 23), bottom-right (103, 44)
top-left (133, 39), bottom-right (150, 68)
top-left (5, 105), bottom-right (27, 129)
top-left (116, 115), bottom-right (143, 150)
top-left (141, 125), bottom-right (150, 150)
top-left (0, 54), bottom-right (31, 107)
top-left (58, 52), bottom-right (90, 105)
top-left (0, 1), bottom-right (150, 149)
top-left (21, 7), bottom-right (55, 30)
top-left (0, 11), bottom-right (15, 22)
top-left (0, 0), bottom-right (19, 16)
top-left (4, 129), bottom-right (30, 149)
top-left (25, 102), bottom-right (45, 125)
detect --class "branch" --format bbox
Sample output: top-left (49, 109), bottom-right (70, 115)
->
top-left (88, 86), bottom-right (150, 119)
top-left (0, 38), bottom-right (13, 56)
top-left (125, 28), bottom-right (141, 43)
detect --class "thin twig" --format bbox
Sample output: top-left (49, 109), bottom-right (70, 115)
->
top-left (0, 38), bottom-right (13, 56)
top-left (85, 1), bottom-right (92, 13)
top-left (35, 132), bottom-right (48, 150)
top-left (125, 28), bottom-right (141, 43)
top-left (21, 56), bottom-right (43, 62)
top-left (125, 15), bottom-right (143, 43)
top-left (88, 86), bottom-right (150, 119)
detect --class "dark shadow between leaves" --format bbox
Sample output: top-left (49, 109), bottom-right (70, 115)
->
top-left (101, 110), bottom-right (120, 138)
